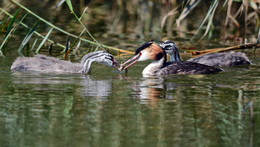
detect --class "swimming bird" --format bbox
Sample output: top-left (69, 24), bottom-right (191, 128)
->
top-left (159, 40), bottom-right (182, 62)
top-left (159, 40), bottom-right (251, 67)
top-left (11, 51), bottom-right (119, 74)
top-left (120, 40), bottom-right (222, 76)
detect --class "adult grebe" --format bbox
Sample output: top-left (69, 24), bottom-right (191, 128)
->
top-left (120, 40), bottom-right (222, 76)
top-left (160, 40), bottom-right (251, 67)
top-left (11, 51), bottom-right (119, 74)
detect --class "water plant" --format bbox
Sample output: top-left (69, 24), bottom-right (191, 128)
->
top-left (0, 0), bottom-right (259, 57)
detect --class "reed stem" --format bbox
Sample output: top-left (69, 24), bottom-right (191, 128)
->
top-left (10, 0), bottom-right (134, 54)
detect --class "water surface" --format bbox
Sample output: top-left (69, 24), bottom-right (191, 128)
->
top-left (1, 49), bottom-right (260, 146)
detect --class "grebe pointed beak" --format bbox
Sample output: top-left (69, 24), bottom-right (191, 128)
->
top-left (119, 53), bottom-right (141, 71)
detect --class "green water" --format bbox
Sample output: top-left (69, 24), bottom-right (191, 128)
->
top-left (1, 48), bottom-right (260, 146)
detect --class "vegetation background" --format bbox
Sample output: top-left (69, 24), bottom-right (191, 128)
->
top-left (0, 0), bottom-right (259, 57)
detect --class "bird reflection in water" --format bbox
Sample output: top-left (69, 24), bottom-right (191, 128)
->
top-left (131, 77), bottom-right (177, 105)
top-left (11, 72), bottom-right (114, 99)
top-left (81, 75), bottom-right (113, 98)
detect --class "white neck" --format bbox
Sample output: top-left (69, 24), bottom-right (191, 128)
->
top-left (142, 57), bottom-right (165, 76)
top-left (82, 59), bottom-right (94, 74)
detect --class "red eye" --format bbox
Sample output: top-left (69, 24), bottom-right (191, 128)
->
top-left (139, 53), bottom-right (142, 55)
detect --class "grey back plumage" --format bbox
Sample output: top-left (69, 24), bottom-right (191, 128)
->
top-left (187, 52), bottom-right (251, 67)
top-left (11, 51), bottom-right (117, 74)
top-left (11, 55), bottom-right (82, 73)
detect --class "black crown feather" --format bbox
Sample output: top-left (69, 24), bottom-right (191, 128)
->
top-left (135, 40), bottom-right (154, 55)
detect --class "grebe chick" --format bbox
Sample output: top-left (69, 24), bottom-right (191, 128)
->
top-left (159, 40), bottom-right (182, 62)
top-left (11, 51), bottom-right (119, 74)
top-left (160, 40), bottom-right (251, 67)
top-left (120, 40), bottom-right (222, 76)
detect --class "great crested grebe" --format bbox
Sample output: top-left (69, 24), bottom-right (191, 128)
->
top-left (120, 40), bottom-right (222, 76)
top-left (160, 40), bottom-right (251, 67)
top-left (11, 51), bottom-right (119, 74)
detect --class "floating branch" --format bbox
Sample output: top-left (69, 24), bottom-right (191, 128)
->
top-left (191, 43), bottom-right (260, 56)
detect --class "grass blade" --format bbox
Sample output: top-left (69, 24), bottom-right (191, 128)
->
top-left (0, 16), bottom-right (7, 35)
top-left (0, 28), bottom-right (13, 56)
top-left (161, 7), bottom-right (178, 29)
top-left (79, 6), bottom-right (88, 20)
top-left (10, 0), bottom-right (130, 54)
top-left (257, 28), bottom-right (260, 44)
top-left (176, 0), bottom-right (201, 27)
top-left (65, 29), bottom-right (85, 53)
top-left (48, 43), bottom-right (53, 55)
top-left (74, 40), bottom-right (81, 53)
top-left (0, 13), bottom-right (28, 56)
top-left (56, 0), bottom-right (66, 8)
top-left (203, 1), bottom-right (219, 37)
top-left (65, 0), bottom-right (74, 13)
top-left (192, 0), bottom-right (219, 39)
top-left (18, 22), bottom-right (38, 53)
top-left (65, 35), bottom-right (70, 53)
top-left (64, 35), bottom-right (71, 59)
top-left (36, 28), bottom-right (53, 53)
top-left (5, 8), bottom-right (20, 38)
top-left (30, 37), bottom-right (38, 51)
top-left (0, 2), bottom-right (12, 15)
